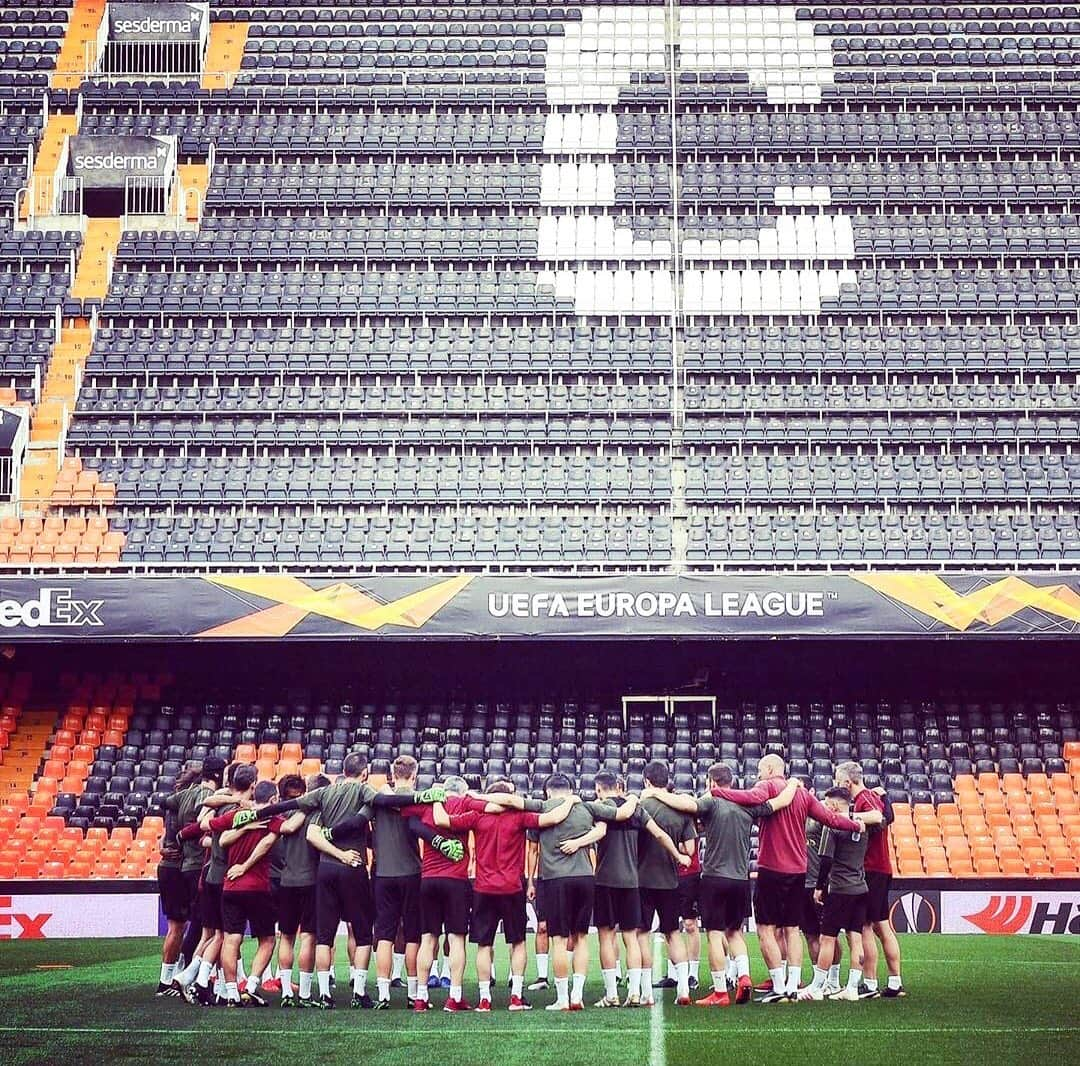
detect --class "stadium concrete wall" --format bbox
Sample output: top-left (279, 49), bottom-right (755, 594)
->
top-left (2, 881), bottom-right (1078, 939)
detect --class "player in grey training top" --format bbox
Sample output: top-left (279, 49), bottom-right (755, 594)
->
top-left (647, 764), bottom-right (800, 1006)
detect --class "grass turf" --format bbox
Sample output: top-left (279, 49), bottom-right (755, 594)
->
top-left (2, 934), bottom-right (1078, 1066)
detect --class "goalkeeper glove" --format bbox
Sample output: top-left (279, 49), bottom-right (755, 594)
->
top-left (232, 808), bottom-right (258, 828)
top-left (432, 835), bottom-right (464, 863)
top-left (414, 786), bottom-right (447, 805)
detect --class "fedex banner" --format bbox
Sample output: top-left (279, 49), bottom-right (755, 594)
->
top-left (0, 892), bottom-right (160, 939)
top-left (67, 135), bottom-right (176, 190)
top-left (0, 572), bottom-right (1075, 640)
top-left (107, 3), bottom-right (208, 42)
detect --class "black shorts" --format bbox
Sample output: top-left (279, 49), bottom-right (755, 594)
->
top-left (593, 884), bottom-right (642, 931)
top-left (222, 890), bottom-right (277, 938)
top-left (200, 880), bottom-right (224, 931)
top-left (158, 865), bottom-right (192, 922)
top-left (753, 869), bottom-right (804, 928)
top-left (545, 876), bottom-right (595, 939)
top-left (472, 891), bottom-right (528, 947)
top-left (699, 876), bottom-right (751, 932)
top-left (420, 877), bottom-right (471, 938)
top-left (276, 884), bottom-right (316, 937)
top-left (316, 861), bottom-right (374, 948)
top-left (677, 873), bottom-right (701, 921)
top-left (183, 868), bottom-right (202, 912)
top-left (639, 886), bottom-right (681, 936)
top-left (821, 891), bottom-right (869, 938)
top-left (800, 887), bottom-right (823, 937)
top-left (865, 871), bottom-right (893, 924)
top-left (373, 874), bottom-right (422, 944)
top-left (533, 880), bottom-right (547, 925)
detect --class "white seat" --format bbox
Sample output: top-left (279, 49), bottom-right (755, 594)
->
top-left (701, 237), bottom-right (723, 258)
top-left (720, 237), bottom-right (740, 260)
top-left (562, 112), bottom-right (582, 152)
top-left (540, 162), bottom-right (560, 205)
top-left (593, 269), bottom-right (615, 313)
top-left (632, 268), bottom-right (652, 313)
top-left (595, 214), bottom-right (616, 256)
top-left (795, 215), bottom-right (816, 258)
top-left (574, 269), bottom-right (595, 314)
top-left (613, 226), bottom-right (634, 258)
top-left (596, 163), bottom-right (616, 204)
top-left (598, 112), bottom-right (618, 152)
top-left (813, 214), bottom-right (835, 258)
top-left (558, 162), bottom-right (578, 204)
top-left (776, 215), bottom-right (797, 258)
top-left (580, 111), bottom-right (600, 151)
top-left (833, 214), bottom-right (854, 258)
top-left (755, 269), bottom-right (776, 313)
top-left (738, 238), bottom-right (759, 259)
top-left (537, 215), bottom-right (558, 258)
top-left (575, 214), bottom-right (596, 258)
top-left (720, 268), bottom-right (741, 314)
top-left (613, 268), bottom-right (634, 310)
top-left (779, 268), bottom-right (800, 312)
top-left (682, 237), bottom-right (702, 259)
top-left (758, 227), bottom-right (779, 257)
top-left (556, 213), bottom-right (576, 257)
top-left (555, 269), bottom-right (577, 303)
top-left (683, 268), bottom-right (703, 312)
top-left (799, 268), bottom-right (820, 313)
top-left (542, 113), bottom-right (563, 154)
top-left (818, 268), bottom-right (840, 302)
top-left (652, 270), bottom-right (673, 312)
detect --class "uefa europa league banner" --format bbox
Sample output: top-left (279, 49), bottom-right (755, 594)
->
top-left (0, 572), bottom-right (1074, 640)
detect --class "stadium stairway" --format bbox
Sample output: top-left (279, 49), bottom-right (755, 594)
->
top-left (201, 21), bottom-right (249, 92)
top-left (52, 0), bottom-right (106, 91)
top-left (21, 110), bottom-right (77, 222)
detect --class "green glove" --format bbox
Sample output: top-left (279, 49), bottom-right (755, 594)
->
top-left (321, 826), bottom-right (334, 843)
top-left (432, 835), bottom-right (464, 863)
top-left (415, 786), bottom-right (447, 805)
top-left (232, 809), bottom-right (258, 828)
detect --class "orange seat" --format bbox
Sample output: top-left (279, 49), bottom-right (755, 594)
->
top-left (280, 742), bottom-right (302, 762)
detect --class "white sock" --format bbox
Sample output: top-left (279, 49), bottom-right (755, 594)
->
top-left (236, 958), bottom-right (247, 984)
top-left (377, 977), bottom-right (391, 1001)
top-left (602, 968), bottom-right (617, 999)
top-left (628, 967), bottom-right (642, 998)
top-left (391, 953), bottom-right (405, 981)
top-left (299, 971), bottom-right (312, 999)
top-left (614, 960), bottom-right (622, 981)
top-left (440, 957), bottom-right (452, 980)
top-left (724, 958), bottom-right (736, 984)
top-left (491, 961), bottom-right (497, 983)
top-left (735, 954), bottom-right (750, 979)
top-left (864, 976), bottom-right (878, 992)
top-left (571, 972), bottom-right (586, 1005)
top-left (689, 957), bottom-right (700, 976)
top-left (769, 966), bottom-right (786, 994)
top-left (712, 969), bottom-right (726, 993)
top-left (225, 981), bottom-right (240, 1003)
top-left (416, 983), bottom-right (429, 1003)
top-left (847, 968), bottom-right (862, 991)
top-left (511, 974), bottom-right (523, 997)
top-left (317, 970), bottom-right (331, 997)
top-left (349, 965), bottom-right (358, 984)
top-left (196, 958), bottom-right (214, 988)
top-left (353, 971), bottom-right (367, 996)
top-left (888, 974), bottom-right (903, 990)
top-left (785, 967), bottom-right (800, 996)
top-left (554, 976), bottom-right (569, 1006)
top-left (177, 954), bottom-right (202, 986)
top-left (160, 962), bottom-right (176, 984)
top-left (213, 970), bottom-right (225, 998)
top-left (407, 976), bottom-right (418, 999)
top-left (828, 964), bottom-right (840, 985)
top-left (536, 953), bottom-right (549, 980)
top-left (667, 958), bottom-right (678, 981)
top-left (245, 972), bottom-right (261, 993)
top-left (810, 966), bottom-right (827, 990)
top-left (479, 980), bottom-right (491, 1001)
top-left (280, 968), bottom-right (293, 997)
top-left (450, 983), bottom-right (462, 1001)
top-left (675, 960), bottom-right (689, 998)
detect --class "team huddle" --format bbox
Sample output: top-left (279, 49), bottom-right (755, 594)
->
top-left (155, 751), bottom-right (907, 1012)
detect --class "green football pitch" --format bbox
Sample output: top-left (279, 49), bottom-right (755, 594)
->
top-left (3, 934), bottom-right (1077, 1066)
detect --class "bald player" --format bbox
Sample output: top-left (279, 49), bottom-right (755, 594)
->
top-left (708, 754), bottom-right (867, 1002)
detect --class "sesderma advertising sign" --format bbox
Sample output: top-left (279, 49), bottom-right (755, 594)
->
top-left (107, 2), bottom-right (207, 42)
top-left (67, 135), bottom-right (175, 190)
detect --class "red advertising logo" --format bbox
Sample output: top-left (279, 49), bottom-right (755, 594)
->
top-left (962, 895), bottom-right (1033, 935)
top-left (0, 896), bottom-right (52, 939)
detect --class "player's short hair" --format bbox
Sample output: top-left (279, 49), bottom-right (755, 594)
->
top-left (231, 763), bottom-right (257, 792)
top-left (707, 763), bottom-right (733, 787)
top-left (202, 755), bottom-right (227, 785)
top-left (545, 773), bottom-right (573, 794)
top-left (253, 780), bottom-right (278, 804)
top-left (343, 752), bottom-right (368, 778)
top-left (594, 770), bottom-right (618, 792)
top-left (278, 773), bottom-right (306, 799)
top-left (643, 761), bottom-right (669, 788)
top-left (175, 767), bottom-right (201, 791)
top-left (824, 787), bottom-right (850, 802)
top-left (392, 754), bottom-right (418, 781)
top-left (442, 775), bottom-right (468, 795)
top-left (486, 778), bottom-right (514, 794)
top-left (306, 772), bottom-right (331, 790)
top-left (836, 761), bottom-right (863, 785)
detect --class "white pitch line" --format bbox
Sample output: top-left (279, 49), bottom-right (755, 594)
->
top-left (650, 931), bottom-right (666, 1066)
top-left (0, 1026), bottom-right (1074, 1038)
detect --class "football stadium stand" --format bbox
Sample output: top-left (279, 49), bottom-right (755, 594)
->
top-left (0, 0), bottom-right (1077, 889)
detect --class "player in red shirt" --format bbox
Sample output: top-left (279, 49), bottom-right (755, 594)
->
top-left (835, 762), bottom-right (904, 998)
top-left (211, 780), bottom-right (286, 1007)
top-left (434, 779), bottom-right (577, 1012)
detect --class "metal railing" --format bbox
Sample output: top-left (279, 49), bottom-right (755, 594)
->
top-left (92, 38), bottom-right (208, 80)
top-left (122, 174), bottom-right (171, 223)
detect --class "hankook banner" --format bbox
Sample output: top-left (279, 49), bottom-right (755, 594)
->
top-left (0, 572), bottom-right (1075, 640)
